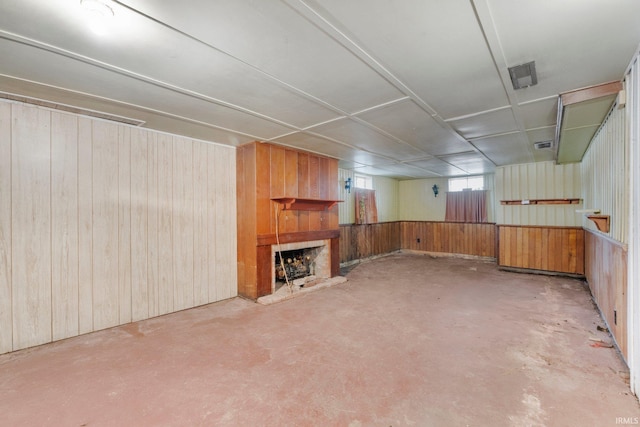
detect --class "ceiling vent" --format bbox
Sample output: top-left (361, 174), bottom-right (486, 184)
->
top-left (534, 140), bottom-right (554, 150)
top-left (508, 61), bottom-right (537, 90)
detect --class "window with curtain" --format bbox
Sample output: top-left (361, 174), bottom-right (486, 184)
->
top-left (445, 190), bottom-right (488, 222)
top-left (354, 188), bottom-right (378, 224)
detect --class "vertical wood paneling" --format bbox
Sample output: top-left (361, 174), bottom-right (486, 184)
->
top-left (586, 230), bottom-right (628, 359)
top-left (157, 134), bottom-right (173, 315)
top-left (0, 102), bottom-right (12, 353)
top-left (172, 137), bottom-right (194, 311)
top-left (92, 121), bottom-right (119, 331)
top-left (146, 133), bottom-right (159, 318)
top-left (78, 118), bottom-right (93, 334)
top-left (497, 225), bottom-right (585, 275)
top-left (582, 104), bottom-right (627, 242)
top-left (208, 144), bottom-right (220, 301)
top-left (1, 100), bottom-right (237, 355)
top-left (130, 128), bottom-right (148, 321)
top-left (495, 161), bottom-right (582, 226)
top-left (193, 141), bottom-right (209, 306)
top-left (11, 103), bottom-right (52, 349)
top-left (118, 126), bottom-right (132, 324)
top-left (214, 144), bottom-right (236, 300)
top-left (51, 111), bottom-right (79, 340)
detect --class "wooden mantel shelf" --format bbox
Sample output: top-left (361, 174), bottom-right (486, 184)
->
top-left (500, 198), bottom-right (581, 206)
top-left (271, 197), bottom-right (342, 211)
top-left (586, 214), bottom-right (610, 233)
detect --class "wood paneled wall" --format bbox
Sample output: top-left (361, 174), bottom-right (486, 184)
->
top-left (581, 100), bottom-right (627, 243)
top-left (497, 225), bottom-right (585, 275)
top-left (495, 162), bottom-right (582, 226)
top-left (237, 142), bottom-right (340, 299)
top-left (339, 221), bottom-right (496, 264)
top-left (585, 230), bottom-right (628, 360)
top-left (339, 222), bottom-right (401, 264)
top-left (0, 101), bottom-right (237, 355)
top-left (401, 222), bottom-right (496, 258)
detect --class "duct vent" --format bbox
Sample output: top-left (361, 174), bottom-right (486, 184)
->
top-left (534, 140), bottom-right (554, 150)
top-left (509, 61), bottom-right (537, 90)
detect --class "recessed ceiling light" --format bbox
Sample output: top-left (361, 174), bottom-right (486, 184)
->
top-left (508, 61), bottom-right (538, 90)
top-left (80, 0), bottom-right (115, 35)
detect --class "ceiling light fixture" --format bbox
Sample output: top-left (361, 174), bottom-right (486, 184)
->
top-left (508, 61), bottom-right (537, 90)
top-left (80, 0), bottom-right (115, 35)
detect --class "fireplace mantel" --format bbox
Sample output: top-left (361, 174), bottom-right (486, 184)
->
top-left (271, 197), bottom-right (341, 211)
top-left (236, 141), bottom-right (341, 299)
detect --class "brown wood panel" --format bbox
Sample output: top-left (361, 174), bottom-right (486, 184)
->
top-left (585, 230), bottom-right (627, 360)
top-left (309, 155), bottom-right (320, 199)
top-left (236, 142), bottom-right (341, 299)
top-left (256, 245), bottom-right (272, 298)
top-left (497, 225), bottom-right (584, 275)
top-left (255, 143), bottom-right (271, 235)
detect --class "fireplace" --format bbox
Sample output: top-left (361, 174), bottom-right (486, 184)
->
top-left (271, 239), bottom-right (331, 293)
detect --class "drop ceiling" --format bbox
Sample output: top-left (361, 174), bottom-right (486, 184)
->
top-left (1, 0), bottom-right (639, 179)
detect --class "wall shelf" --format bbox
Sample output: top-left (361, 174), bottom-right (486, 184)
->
top-left (586, 215), bottom-right (610, 233)
top-left (271, 197), bottom-right (341, 211)
top-left (500, 198), bottom-right (581, 206)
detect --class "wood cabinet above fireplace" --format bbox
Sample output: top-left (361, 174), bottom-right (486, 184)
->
top-left (236, 141), bottom-right (341, 299)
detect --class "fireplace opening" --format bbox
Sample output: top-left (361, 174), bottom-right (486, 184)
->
top-left (272, 240), bottom-right (330, 294)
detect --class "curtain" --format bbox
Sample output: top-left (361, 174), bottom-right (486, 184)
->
top-left (445, 190), bottom-right (487, 223)
top-left (354, 189), bottom-right (378, 224)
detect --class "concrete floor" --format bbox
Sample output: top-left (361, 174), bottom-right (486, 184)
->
top-left (1, 253), bottom-right (639, 426)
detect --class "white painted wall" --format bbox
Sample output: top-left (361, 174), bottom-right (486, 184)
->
top-left (0, 99), bottom-right (237, 355)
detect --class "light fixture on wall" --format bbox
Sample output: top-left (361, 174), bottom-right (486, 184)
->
top-left (345, 177), bottom-right (352, 193)
top-left (432, 184), bottom-right (439, 197)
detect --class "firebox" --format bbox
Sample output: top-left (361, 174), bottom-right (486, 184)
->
top-left (271, 239), bottom-right (331, 293)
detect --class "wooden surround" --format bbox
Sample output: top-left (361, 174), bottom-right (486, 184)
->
top-left (236, 141), bottom-right (341, 299)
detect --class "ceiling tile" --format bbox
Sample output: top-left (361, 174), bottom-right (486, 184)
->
top-left (121, 0), bottom-right (405, 114)
top-left (308, 118), bottom-right (429, 161)
top-left (315, 0), bottom-right (510, 117)
top-left (405, 158), bottom-right (467, 176)
top-left (439, 152), bottom-right (496, 175)
top-left (472, 134), bottom-right (534, 166)
top-left (447, 107), bottom-right (518, 139)
top-left (519, 97), bottom-right (558, 130)
top-left (489, 0), bottom-right (640, 103)
top-left (355, 99), bottom-right (473, 156)
top-left (0, 40), bottom-right (295, 139)
top-left (273, 132), bottom-right (391, 165)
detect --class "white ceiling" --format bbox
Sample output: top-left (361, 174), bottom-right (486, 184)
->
top-left (1, 0), bottom-right (639, 179)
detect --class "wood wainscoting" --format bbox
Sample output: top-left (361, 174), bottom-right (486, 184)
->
top-left (585, 230), bottom-right (628, 360)
top-left (401, 221), bottom-right (497, 258)
top-left (339, 222), bottom-right (401, 264)
top-left (339, 221), bottom-right (496, 265)
top-left (498, 225), bottom-right (585, 275)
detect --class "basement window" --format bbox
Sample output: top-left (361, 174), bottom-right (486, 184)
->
top-left (354, 174), bottom-right (373, 190)
top-left (448, 176), bottom-right (484, 192)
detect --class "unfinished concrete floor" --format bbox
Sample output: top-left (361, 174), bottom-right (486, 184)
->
top-left (1, 253), bottom-right (639, 426)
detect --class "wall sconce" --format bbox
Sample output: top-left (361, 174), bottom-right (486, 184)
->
top-left (345, 177), bottom-right (352, 193)
top-left (432, 184), bottom-right (439, 197)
